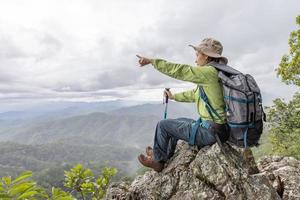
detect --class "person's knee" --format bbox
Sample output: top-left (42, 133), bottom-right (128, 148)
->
top-left (157, 119), bottom-right (173, 133)
top-left (158, 119), bottom-right (170, 128)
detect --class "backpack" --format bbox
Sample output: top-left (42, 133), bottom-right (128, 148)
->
top-left (201, 62), bottom-right (266, 148)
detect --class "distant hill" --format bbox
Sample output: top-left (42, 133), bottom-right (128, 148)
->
top-left (0, 141), bottom-right (141, 190)
top-left (0, 101), bottom-right (198, 146)
top-left (0, 100), bottom-right (143, 128)
top-left (0, 141), bottom-right (139, 174)
top-left (0, 112), bottom-right (158, 147)
top-left (110, 101), bottom-right (198, 119)
top-left (0, 101), bottom-right (200, 189)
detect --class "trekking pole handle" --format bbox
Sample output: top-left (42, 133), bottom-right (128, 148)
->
top-left (165, 88), bottom-right (170, 103)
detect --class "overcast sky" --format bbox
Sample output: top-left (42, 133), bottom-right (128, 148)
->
top-left (0, 0), bottom-right (299, 112)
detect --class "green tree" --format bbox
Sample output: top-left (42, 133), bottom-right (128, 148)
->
top-left (277, 15), bottom-right (300, 86)
top-left (0, 171), bottom-right (47, 200)
top-left (0, 164), bottom-right (117, 200)
top-left (267, 93), bottom-right (300, 159)
top-left (64, 164), bottom-right (117, 200)
top-left (48, 188), bottom-right (74, 200)
top-left (266, 15), bottom-right (300, 159)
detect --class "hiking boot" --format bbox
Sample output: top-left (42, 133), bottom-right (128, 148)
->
top-left (138, 154), bottom-right (164, 172)
top-left (145, 146), bottom-right (153, 159)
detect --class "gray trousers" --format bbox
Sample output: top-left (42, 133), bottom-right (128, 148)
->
top-left (153, 118), bottom-right (216, 162)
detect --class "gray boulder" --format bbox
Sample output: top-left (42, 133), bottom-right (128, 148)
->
top-left (257, 156), bottom-right (300, 200)
top-left (106, 141), bottom-right (281, 200)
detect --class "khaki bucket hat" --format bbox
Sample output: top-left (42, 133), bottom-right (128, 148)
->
top-left (189, 38), bottom-right (228, 64)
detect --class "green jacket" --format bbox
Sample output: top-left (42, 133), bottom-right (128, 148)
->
top-left (151, 59), bottom-right (226, 124)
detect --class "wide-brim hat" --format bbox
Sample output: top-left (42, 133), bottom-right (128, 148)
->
top-left (189, 38), bottom-right (228, 65)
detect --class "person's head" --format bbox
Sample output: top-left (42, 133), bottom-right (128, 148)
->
top-left (189, 38), bottom-right (228, 66)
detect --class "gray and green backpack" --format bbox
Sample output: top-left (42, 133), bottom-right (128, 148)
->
top-left (204, 62), bottom-right (266, 148)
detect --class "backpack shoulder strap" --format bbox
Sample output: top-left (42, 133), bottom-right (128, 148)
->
top-left (198, 86), bottom-right (227, 151)
top-left (208, 62), bottom-right (241, 75)
top-left (198, 86), bottom-right (222, 122)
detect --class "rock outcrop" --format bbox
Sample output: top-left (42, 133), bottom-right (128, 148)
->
top-left (105, 141), bottom-right (299, 200)
top-left (257, 156), bottom-right (300, 200)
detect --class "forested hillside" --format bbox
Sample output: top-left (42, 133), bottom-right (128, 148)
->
top-left (0, 102), bottom-right (197, 190)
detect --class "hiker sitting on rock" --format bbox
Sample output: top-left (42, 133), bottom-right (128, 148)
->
top-left (136, 38), bottom-right (229, 172)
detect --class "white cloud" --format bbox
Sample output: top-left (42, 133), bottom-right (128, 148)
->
top-left (0, 0), bottom-right (299, 111)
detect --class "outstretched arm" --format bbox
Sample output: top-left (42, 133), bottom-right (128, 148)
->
top-left (136, 55), bottom-right (212, 85)
top-left (150, 59), bottom-right (209, 85)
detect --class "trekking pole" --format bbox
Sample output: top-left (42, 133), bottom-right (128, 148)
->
top-left (163, 88), bottom-right (170, 119)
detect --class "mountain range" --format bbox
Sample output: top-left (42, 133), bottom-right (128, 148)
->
top-left (0, 100), bottom-right (198, 186)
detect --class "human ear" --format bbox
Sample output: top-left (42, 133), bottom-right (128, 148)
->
top-left (204, 54), bottom-right (209, 61)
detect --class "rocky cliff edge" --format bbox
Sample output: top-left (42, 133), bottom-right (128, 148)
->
top-left (106, 141), bottom-right (300, 200)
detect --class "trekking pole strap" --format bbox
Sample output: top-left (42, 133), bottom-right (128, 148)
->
top-left (164, 103), bottom-right (168, 119)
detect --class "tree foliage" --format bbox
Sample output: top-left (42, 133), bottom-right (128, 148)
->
top-left (267, 93), bottom-right (300, 159)
top-left (0, 164), bottom-right (117, 200)
top-left (64, 164), bottom-right (117, 200)
top-left (277, 15), bottom-right (300, 86)
top-left (0, 171), bottom-right (48, 200)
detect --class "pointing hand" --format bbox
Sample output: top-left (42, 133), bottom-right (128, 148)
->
top-left (136, 55), bottom-right (152, 67)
